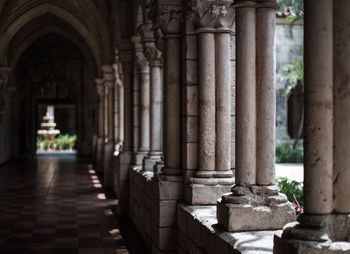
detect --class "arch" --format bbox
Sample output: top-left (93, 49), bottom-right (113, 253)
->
top-left (0, 2), bottom-right (112, 68)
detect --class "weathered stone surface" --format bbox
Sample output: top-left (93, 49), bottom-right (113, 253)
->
top-left (185, 184), bottom-right (232, 205)
top-left (274, 231), bottom-right (350, 254)
top-left (217, 193), bottom-right (295, 232)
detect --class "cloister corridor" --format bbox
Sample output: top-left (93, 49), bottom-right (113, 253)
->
top-left (0, 155), bottom-right (147, 254)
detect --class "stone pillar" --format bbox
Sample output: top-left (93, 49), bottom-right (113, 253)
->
top-left (274, 1), bottom-right (350, 252)
top-left (256, 0), bottom-right (276, 186)
top-left (131, 36), bottom-right (142, 166)
top-left (217, 0), bottom-right (295, 232)
top-left (136, 52), bottom-right (151, 164)
top-left (333, 0), bottom-right (350, 214)
top-left (95, 78), bottom-right (105, 174)
top-left (102, 65), bottom-right (115, 188)
top-left (185, 0), bottom-right (235, 205)
top-left (143, 42), bottom-right (163, 171)
top-left (150, 1), bottom-right (184, 253)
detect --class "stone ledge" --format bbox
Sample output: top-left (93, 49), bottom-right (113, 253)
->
top-left (178, 203), bottom-right (278, 254)
top-left (274, 231), bottom-right (350, 254)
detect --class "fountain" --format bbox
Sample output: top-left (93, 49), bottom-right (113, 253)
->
top-left (37, 111), bottom-right (60, 151)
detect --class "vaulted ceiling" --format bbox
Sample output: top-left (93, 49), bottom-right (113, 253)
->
top-left (0, 0), bottom-right (135, 70)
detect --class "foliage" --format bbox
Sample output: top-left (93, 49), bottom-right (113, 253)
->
top-left (282, 59), bottom-right (304, 96)
top-left (54, 134), bottom-right (77, 150)
top-left (37, 134), bottom-right (77, 151)
top-left (277, 0), bottom-right (304, 17)
top-left (277, 177), bottom-right (303, 213)
top-left (276, 143), bottom-right (303, 163)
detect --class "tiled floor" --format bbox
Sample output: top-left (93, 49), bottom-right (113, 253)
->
top-left (0, 155), bottom-right (147, 254)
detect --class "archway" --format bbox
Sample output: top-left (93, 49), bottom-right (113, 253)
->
top-left (14, 33), bottom-right (97, 156)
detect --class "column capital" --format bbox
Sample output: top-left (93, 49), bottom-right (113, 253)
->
top-left (101, 65), bottom-right (114, 88)
top-left (95, 78), bottom-right (105, 96)
top-left (150, 0), bottom-right (184, 37)
top-left (144, 43), bottom-right (163, 67)
top-left (187, 0), bottom-right (235, 31)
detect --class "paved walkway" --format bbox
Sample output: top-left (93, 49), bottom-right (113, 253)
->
top-left (0, 155), bottom-right (147, 254)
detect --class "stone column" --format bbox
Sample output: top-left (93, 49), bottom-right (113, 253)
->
top-left (131, 36), bottom-right (142, 166)
top-left (143, 42), bottom-right (163, 171)
top-left (186, 0), bottom-right (235, 205)
top-left (333, 0), bottom-right (350, 214)
top-left (256, 0), bottom-right (276, 186)
top-left (274, 1), bottom-right (350, 251)
top-left (136, 52), bottom-right (151, 164)
top-left (95, 78), bottom-right (105, 174)
top-left (102, 65), bottom-right (115, 188)
top-left (150, 2), bottom-right (184, 253)
top-left (217, 0), bottom-right (295, 232)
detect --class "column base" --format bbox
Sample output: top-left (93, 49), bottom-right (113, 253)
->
top-left (274, 230), bottom-right (350, 254)
top-left (134, 151), bottom-right (148, 166)
top-left (153, 160), bottom-right (164, 175)
top-left (217, 185), bottom-right (296, 232)
top-left (143, 152), bottom-right (162, 171)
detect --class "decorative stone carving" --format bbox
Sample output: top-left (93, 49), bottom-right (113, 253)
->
top-left (150, 0), bottom-right (184, 35)
top-left (144, 44), bottom-right (162, 67)
top-left (187, 0), bottom-right (235, 30)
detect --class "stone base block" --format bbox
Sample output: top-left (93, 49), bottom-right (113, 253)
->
top-left (217, 186), bottom-right (296, 232)
top-left (153, 175), bottom-right (184, 200)
top-left (274, 231), bottom-right (350, 254)
top-left (185, 184), bottom-right (232, 205)
top-left (143, 156), bottom-right (161, 171)
top-left (134, 152), bottom-right (147, 166)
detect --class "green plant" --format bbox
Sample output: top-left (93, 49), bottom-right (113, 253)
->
top-left (282, 59), bottom-right (304, 96)
top-left (54, 134), bottom-right (77, 150)
top-left (276, 143), bottom-right (303, 163)
top-left (277, 0), bottom-right (304, 17)
top-left (277, 177), bottom-right (303, 213)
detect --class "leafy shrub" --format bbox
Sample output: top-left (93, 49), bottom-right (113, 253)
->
top-left (276, 143), bottom-right (303, 163)
top-left (277, 177), bottom-right (303, 214)
top-left (37, 134), bottom-right (77, 151)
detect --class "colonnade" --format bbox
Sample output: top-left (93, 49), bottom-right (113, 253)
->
top-left (93, 0), bottom-right (350, 253)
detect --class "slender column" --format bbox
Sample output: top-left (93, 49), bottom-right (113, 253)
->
top-left (131, 36), bottom-right (141, 164)
top-left (256, 1), bottom-right (276, 185)
top-left (163, 36), bottom-right (181, 175)
top-left (215, 31), bottom-right (232, 174)
top-left (137, 57), bottom-right (151, 153)
top-left (303, 0), bottom-right (333, 214)
top-left (235, 2), bottom-right (257, 186)
top-left (197, 32), bottom-right (216, 177)
top-left (144, 45), bottom-right (163, 157)
top-left (102, 65), bottom-right (115, 143)
top-left (95, 79), bottom-right (105, 139)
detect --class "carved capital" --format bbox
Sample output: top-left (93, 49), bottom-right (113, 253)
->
top-left (136, 53), bottom-right (150, 73)
top-left (150, 0), bottom-right (184, 36)
top-left (95, 78), bottom-right (105, 96)
top-left (144, 43), bottom-right (163, 67)
top-left (187, 0), bottom-right (235, 30)
top-left (102, 65), bottom-right (114, 88)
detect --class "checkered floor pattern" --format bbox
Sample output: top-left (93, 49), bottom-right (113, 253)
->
top-left (0, 155), bottom-right (146, 254)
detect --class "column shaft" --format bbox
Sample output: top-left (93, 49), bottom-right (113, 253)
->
top-left (119, 84), bottom-right (124, 144)
top-left (98, 93), bottom-right (104, 137)
top-left (107, 86), bottom-right (114, 141)
top-left (235, 6), bottom-right (257, 186)
top-left (256, 4), bottom-right (276, 185)
top-left (333, 0), bottom-right (350, 213)
top-left (163, 37), bottom-right (181, 174)
top-left (150, 64), bottom-right (162, 153)
top-left (215, 32), bottom-right (231, 172)
top-left (198, 32), bottom-right (216, 175)
top-left (139, 69), bottom-right (150, 152)
top-left (132, 61), bottom-right (140, 155)
top-left (304, 0), bottom-right (333, 214)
